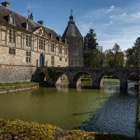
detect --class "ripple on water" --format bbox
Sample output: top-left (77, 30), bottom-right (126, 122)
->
top-left (80, 91), bottom-right (138, 137)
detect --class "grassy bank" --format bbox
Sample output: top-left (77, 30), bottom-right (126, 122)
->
top-left (0, 82), bottom-right (39, 94)
top-left (0, 82), bottom-right (37, 88)
top-left (0, 119), bottom-right (136, 140)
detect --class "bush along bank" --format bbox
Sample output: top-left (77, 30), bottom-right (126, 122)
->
top-left (0, 119), bottom-right (136, 140)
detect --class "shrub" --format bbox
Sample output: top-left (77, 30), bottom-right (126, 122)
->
top-left (0, 119), bottom-right (136, 140)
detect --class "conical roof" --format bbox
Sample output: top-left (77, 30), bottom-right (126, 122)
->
top-left (62, 13), bottom-right (82, 38)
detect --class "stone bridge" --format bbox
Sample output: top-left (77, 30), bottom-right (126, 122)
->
top-left (35, 67), bottom-right (139, 89)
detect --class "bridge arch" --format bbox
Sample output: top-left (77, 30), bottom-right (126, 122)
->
top-left (98, 71), bottom-right (120, 89)
top-left (38, 72), bottom-right (46, 82)
top-left (49, 72), bottom-right (69, 87)
top-left (127, 71), bottom-right (139, 89)
top-left (73, 72), bottom-right (93, 88)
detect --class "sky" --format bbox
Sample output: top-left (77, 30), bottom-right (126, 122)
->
top-left (2, 0), bottom-right (140, 51)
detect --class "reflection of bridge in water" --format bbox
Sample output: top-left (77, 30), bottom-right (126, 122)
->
top-left (34, 67), bottom-right (139, 89)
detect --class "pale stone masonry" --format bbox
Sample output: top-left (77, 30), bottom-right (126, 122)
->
top-left (0, 2), bottom-right (69, 83)
top-left (0, 2), bottom-right (68, 67)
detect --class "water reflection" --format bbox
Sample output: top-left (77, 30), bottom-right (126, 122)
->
top-left (79, 89), bottom-right (138, 137)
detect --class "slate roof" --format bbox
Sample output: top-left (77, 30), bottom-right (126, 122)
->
top-left (62, 15), bottom-right (83, 38)
top-left (0, 4), bottom-right (65, 44)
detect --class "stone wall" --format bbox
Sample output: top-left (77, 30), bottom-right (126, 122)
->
top-left (0, 64), bottom-right (36, 83)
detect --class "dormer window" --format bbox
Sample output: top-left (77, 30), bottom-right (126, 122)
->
top-left (22, 22), bottom-right (30, 31)
top-left (26, 23), bottom-right (29, 30)
top-left (50, 32), bottom-right (53, 40)
top-left (9, 15), bottom-right (15, 25)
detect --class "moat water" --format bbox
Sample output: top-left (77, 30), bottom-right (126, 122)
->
top-left (0, 80), bottom-right (139, 137)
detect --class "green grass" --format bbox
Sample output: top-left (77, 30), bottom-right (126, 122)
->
top-left (0, 82), bottom-right (36, 88)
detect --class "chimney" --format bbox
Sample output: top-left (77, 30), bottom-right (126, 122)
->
top-left (1, 2), bottom-right (9, 8)
top-left (38, 20), bottom-right (44, 25)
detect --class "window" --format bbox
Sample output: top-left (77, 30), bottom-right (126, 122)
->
top-left (9, 29), bottom-right (15, 43)
top-left (59, 57), bottom-right (62, 61)
top-left (59, 46), bottom-right (62, 54)
top-left (9, 15), bottom-right (15, 25)
top-left (51, 44), bottom-right (55, 52)
top-left (26, 51), bottom-right (31, 63)
top-left (26, 35), bottom-right (31, 47)
top-left (22, 22), bottom-right (30, 30)
top-left (65, 58), bottom-right (67, 62)
top-left (64, 50), bottom-right (67, 55)
top-left (9, 48), bottom-right (16, 55)
top-left (74, 49), bottom-right (78, 56)
top-left (26, 23), bottom-right (30, 30)
top-left (51, 56), bottom-right (55, 66)
top-left (39, 39), bottom-right (45, 50)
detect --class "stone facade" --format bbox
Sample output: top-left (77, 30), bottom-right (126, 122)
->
top-left (0, 2), bottom-right (69, 83)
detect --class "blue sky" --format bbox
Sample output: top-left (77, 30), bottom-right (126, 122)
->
top-left (3, 0), bottom-right (140, 51)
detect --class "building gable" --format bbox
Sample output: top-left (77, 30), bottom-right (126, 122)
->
top-left (33, 26), bottom-right (49, 39)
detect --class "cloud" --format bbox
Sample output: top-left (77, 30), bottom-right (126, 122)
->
top-left (78, 5), bottom-right (140, 51)
top-left (26, 2), bottom-right (38, 10)
top-left (97, 24), bottom-right (140, 51)
top-left (79, 1), bottom-right (140, 51)
top-left (106, 5), bottom-right (115, 13)
top-left (109, 11), bottom-right (140, 23)
top-left (78, 22), bottom-right (93, 36)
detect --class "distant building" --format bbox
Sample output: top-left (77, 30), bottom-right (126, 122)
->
top-left (62, 11), bottom-right (83, 67)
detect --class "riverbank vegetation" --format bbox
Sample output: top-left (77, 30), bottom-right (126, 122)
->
top-left (0, 119), bottom-right (136, 140)
top-left (0, 81), bottom-right (37, 88)
top-left (0, 82), bottom-right (39, 94)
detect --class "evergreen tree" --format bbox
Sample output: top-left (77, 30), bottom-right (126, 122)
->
top-left (83, 29), bottom-right (99, 67)
top-left (125, 37), bottom-right (140, 67)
